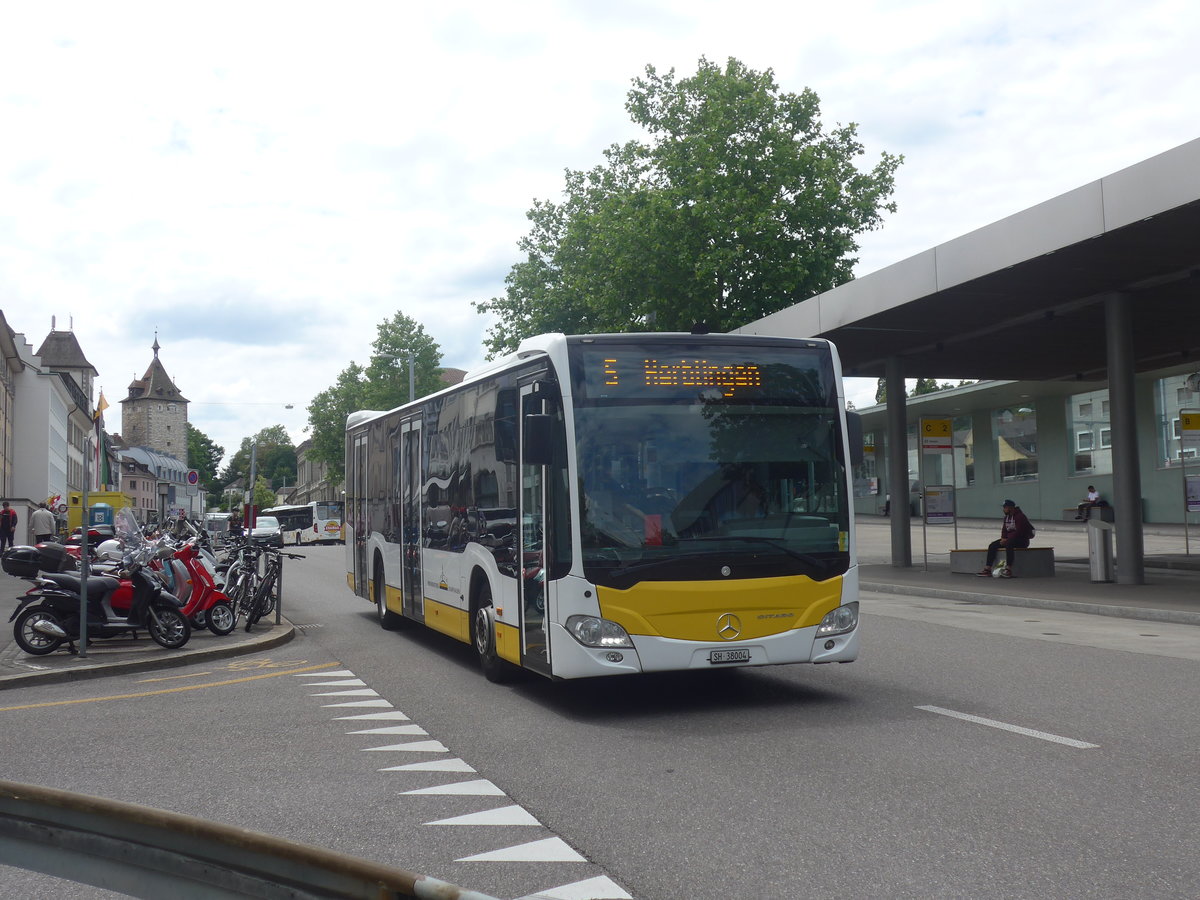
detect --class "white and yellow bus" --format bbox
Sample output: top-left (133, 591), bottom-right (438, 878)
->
top-left (264, 501), bottom-right (344, 545)
top-left (345, 332), bottom-right (862, 682)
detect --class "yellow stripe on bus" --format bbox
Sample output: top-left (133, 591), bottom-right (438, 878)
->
top-left (597, 575), bottom-right (843, 642)
top-left (423, 597), bottom-right (469, 643)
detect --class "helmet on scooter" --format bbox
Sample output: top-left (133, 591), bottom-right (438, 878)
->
top-left (96, 539), bottom-right (123, 562)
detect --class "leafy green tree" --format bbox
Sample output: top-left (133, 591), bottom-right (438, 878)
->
top-left (306, 312), bottom-right (444, 484)
top-left (186, 423), bottom-right (224, 505)
top-left (475, 56), bottom-right (901, 356)
top-left (251, 475), bottom-right (277, 512)
top-left (219, 425), bottom-right (296, 492)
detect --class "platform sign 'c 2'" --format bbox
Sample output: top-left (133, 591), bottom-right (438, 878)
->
top-left (921, 417), bottom-right (952, 451)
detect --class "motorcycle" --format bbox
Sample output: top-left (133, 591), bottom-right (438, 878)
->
top-left (3, 511), bottom-right (191, 655)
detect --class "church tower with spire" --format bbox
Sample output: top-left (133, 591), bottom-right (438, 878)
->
top-left (120, 335), bottom-right (189, 461)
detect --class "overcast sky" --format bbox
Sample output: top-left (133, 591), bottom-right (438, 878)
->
top-left (2, 1), bottom-right (1197, 468)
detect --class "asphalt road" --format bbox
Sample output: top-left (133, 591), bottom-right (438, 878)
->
top-left (1, 545), bottom-right (1198, 899)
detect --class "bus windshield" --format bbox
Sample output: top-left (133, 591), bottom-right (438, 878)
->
top-left (570, 340), bottom-right (850, 587)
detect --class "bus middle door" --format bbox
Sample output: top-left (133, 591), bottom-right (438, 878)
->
top-left (401, 417), bottom-right (424, 620)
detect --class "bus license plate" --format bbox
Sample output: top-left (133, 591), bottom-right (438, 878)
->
top-left (709, 648), bottom-right (751, 665)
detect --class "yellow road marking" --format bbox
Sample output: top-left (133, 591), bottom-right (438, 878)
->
top-left (136, 672), bottom-right (214, 683)
top-left (0, 662), bottom-right (342, 713)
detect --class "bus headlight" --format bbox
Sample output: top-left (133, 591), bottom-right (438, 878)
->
top-left (566, 615), bottom-right (634, 648)
top-left (815, 601), bottom-right (859, 637)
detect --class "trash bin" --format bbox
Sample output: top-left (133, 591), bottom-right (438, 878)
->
top-left (1087, 519), bottom-right (1114, 583)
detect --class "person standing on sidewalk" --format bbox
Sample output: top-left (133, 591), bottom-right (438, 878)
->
top-left (30, 503), bottom-right (57, 543)
top-left (978, 499), bottom-right (1034, 578)
top-left (0, 501), bottom-right (16, 552)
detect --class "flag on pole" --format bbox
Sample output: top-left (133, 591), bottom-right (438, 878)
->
top-left (93, 392), bottom-right (110, 491)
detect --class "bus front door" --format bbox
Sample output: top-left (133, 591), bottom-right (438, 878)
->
top-left (401, 418), bottom-right (423, 620)
top-left (519, 387), bottom-right (550, 674)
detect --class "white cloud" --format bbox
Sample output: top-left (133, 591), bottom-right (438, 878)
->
top-left (2, 0), bottom-right (1197, 466)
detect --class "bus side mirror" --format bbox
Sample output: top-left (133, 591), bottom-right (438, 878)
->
top-left (523, 414), bottom-right (555, 467)
top-left (846, 411), bottom-right (864, 467)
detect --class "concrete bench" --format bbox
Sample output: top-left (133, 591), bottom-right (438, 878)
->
top-left (949, 547), bottom-right (1056, 577)
top-left (1061, 506), bottom-right (1114, 522)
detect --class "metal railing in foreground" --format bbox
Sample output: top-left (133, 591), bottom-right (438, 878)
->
top-left (0, 779), bottom-right (500, 899)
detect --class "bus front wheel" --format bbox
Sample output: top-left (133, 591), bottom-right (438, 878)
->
top-left (472, 587), bottom-right (515, 683)
top-left (375, 560), bottom-right (403, 630)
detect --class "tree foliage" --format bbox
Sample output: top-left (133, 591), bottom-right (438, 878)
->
top-left (475, 56), bottom-right (902, 357)
top-left (186, 423), bottom-right (224, 502)
top-left (306, 312), bottom-right (443, 484)
top-left (219, 425), bottom-right (296, 491)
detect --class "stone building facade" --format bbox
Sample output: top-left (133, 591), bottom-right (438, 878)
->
top-left (120, 337), bottom-right (189, 462)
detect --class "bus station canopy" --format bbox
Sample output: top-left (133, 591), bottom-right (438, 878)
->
top-left (741, 137), bottom-right (1200, 387)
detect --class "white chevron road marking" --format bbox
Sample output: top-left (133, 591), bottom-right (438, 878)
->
top-left (517, 875), bottom-right (633, 900)
top-left (379, 758), bottom-right (476, 773)
top-left (361, 740), bottom-right (449, 753)
top-left (293, 670), bottom-right (357, 678)
top-left (457, 836), bottom-right (585, 862)
top-left (345, 724), bottom-right (429, 736)
top-left (321, 699), bottom-right (393, 707)
top-left (428, 805), bottom-right (541, 826)
top-left (400, 779), bottom-right (504, 796)
top-left (332, 711), bottom-right (411, 721)
top-left (309, 688), bottom-right (379, 696)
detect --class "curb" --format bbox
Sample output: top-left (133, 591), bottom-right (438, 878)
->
top-left (0, 622), bottom-right (296, 691)
top-left (861, 581), bottom-right (1200, 627)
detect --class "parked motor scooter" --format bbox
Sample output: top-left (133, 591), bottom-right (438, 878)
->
top-left (3, 517), bottom-right (192, 655)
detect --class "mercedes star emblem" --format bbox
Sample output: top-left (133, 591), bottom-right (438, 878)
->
top-left (717, 613), bottom-right (742, 641)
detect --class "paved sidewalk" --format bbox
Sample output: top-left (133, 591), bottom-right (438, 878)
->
top-left (856, 515), bottom-right (1200, 627)
top-left (0, 570), bottom-right (294, 690)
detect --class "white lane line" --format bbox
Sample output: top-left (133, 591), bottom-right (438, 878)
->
top-left (917, 705), bottom-right (1099, 748)
top-left (310, 688), bottom-right (379, 696)
top-left (293, 670), bottom-right (357, 677)
top-left (303, 679), bottom-right (368, 687)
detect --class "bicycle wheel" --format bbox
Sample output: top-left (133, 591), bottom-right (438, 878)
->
top-left (245, 570), bottom-right (277, 630)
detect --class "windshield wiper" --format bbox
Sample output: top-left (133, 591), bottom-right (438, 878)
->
top-left (604, 550), bottom-right (714, 580)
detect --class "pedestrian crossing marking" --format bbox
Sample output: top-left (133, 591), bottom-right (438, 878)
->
top-left (429, 804), bottom-right (542, 826)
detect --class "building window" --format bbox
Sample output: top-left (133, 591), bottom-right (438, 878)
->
top-left (1067, 389), bottom-right (1111, 476)
top-left (993, 404), bottom-right (1038, 482)
top-left (1157, 373), bottom-right (1200, 467)
top-left (129, 479), bottom-right (136, 490)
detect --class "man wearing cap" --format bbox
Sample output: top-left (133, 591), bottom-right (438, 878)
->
top-left (978, 499), bottom-right (1035, 578)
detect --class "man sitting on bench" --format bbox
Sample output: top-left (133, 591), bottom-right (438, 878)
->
top-left (978, 499), bottom-right (1035, 578)
top-left (1075, 485), bottom-right (1108, 520)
